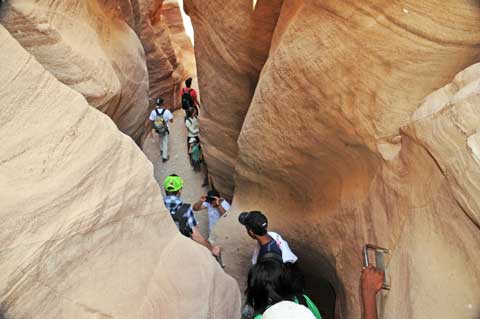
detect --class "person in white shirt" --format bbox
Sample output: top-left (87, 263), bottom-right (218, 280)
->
top-left (185, 107), bottom-right (199, 157)
top-left (146, 98), bottom-right (173, 162)
top-left (193, 190), bottom-right (231, 238)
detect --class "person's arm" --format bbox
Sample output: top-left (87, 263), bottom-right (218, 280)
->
top-left (191, 226), bottom-right (220, 256)
top-left (215, 198), bottom-right (228, 216)
top-left (361, 265), bottom-right (384, 319)
top-left (192, 196), bottom-right (207, 211)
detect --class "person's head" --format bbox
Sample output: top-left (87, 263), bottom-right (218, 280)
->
top-left (245, 257), bottom-right (290, 314)
top-left (156, 97), bottom-right (164, 107)
top-left (163, 174), bottom-right (184, 196)
top-left (185, 77), bottom-right (192, 88)
top-left (206, 190), bottom-right (220, 206)
top-left (262, 301), bottom-right (315, 319)
top-left (239, 211), bottom-right (268, 238)
top-left (186, 107), bottom-right (196, 118)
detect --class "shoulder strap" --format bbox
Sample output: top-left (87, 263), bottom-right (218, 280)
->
top-left (160, 109), bottom-right (166, 116)
top-left (155, 108), bottom-right (160, 116)
top-left (296, 294), bottom-right (308, 308)
top-left (171, 203), bottom-right (191, 227)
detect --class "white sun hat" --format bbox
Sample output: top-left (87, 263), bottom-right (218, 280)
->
top-left (262, 301), bottom-right (315, 319)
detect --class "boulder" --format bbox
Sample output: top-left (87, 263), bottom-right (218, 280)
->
top-left (0, 25), bottom-right (240, 319)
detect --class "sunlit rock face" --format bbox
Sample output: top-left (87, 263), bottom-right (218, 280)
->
top-left (192, 1), bottom-right (480, 318)
top-left (0, 25), bottom-right (241, 319)
top-left (0, 0), bottom-right (186, 142)
top-left (185, 0), bottom-right (283, 197)
top-left (138, 0), bottom-right (187, 111)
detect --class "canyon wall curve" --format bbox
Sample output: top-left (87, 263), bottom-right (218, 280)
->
top-left (0, 13), bottom-right (240, 319)
top-left (0, 0), bottom-right (187, 142)
top-left (190, 1), bottom-right (480, 318)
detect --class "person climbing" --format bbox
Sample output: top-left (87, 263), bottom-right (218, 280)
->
top-left (361, 265), bottom-right (385, 319)
top-left (146, 98), bottom-right (173, 162)
top-left (193, 190), bottom-right (231, 240)
top-left (163, 174), bottom-right (221, 258)
top-left (181, 77), bottom-right (201, 113)
top-left (245, 256), bottom-right (322, 319)
top-left (238, 211), bottom-right (297, 264)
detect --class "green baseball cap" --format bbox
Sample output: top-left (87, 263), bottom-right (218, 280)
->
top-left (164, 174), bottom-right (184, 192)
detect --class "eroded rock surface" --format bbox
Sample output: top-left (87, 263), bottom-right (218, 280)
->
top-left (0, 0), bottom-right (186, 142)
top-left (185, 0), bottom-right (283, 196)
top-left (0, 25), bottom-right (240, 319)
top-left (192, 1), bottom-right (480, 318)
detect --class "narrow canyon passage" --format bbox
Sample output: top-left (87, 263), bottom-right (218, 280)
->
top-left (2, 1), bottom-right (480, 318)
top-left (143, 110), bottom-right (210, 239)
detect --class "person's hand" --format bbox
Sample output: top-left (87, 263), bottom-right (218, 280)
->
top-left (200, 196), bottom-right (207, 202)
top-left (211, 245), bottom-right (221, 257)
top-left (361, 265), bottom-right (384, 297)
top-left (214, 196), bottom-right (221, 206)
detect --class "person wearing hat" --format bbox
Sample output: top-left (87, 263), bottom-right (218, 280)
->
top-left (163, 174), bottom-right (221, 257)
top-left (238, 211), bottom-right (297, 264)
top-left (147, 97), bottom-right (173, 162)
top-left (193, 190), bottom-right (231, 240)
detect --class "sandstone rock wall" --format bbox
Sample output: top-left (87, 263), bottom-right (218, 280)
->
top-left (185, 0), bottom-right (283, 197)
top-left (0, 0), bottom-right (186, 142)
top-left (138, 0), bottom-right (187, 111)
top-left (191, 1), bottom-right (480, 318)
top-left (0, 25), bottom-right (240, 319)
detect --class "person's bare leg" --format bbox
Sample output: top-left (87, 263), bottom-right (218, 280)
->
top-left (191, 226), bottom-right (220, 256)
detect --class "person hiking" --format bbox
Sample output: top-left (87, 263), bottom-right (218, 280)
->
top-left (193, 190), bottom-right (231, 241)
top-left (238, 211), bottom-right (298, 264)
top-left (147, 98), bottom-right (173, 162)
top-left (181, 77), bottom-right (201, 113)
top-left (245, 256), bottom-right (322, 319)
top-left (185, 106), bottom-right (199, 153)
top-left (188, 138), bottom-right (203, 171)
top-left (163, 174), bottom-right (221, 258)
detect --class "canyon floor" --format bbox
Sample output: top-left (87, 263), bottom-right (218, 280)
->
top-left (143, 110), bottom-right (210, 239)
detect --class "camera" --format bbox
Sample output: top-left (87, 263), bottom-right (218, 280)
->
top-left (205, 196), bottom-right (216, 203)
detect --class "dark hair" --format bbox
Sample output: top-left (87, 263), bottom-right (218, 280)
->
top-left (207, 190), bottom-right (220, 197)
top-left (166, 190), bottom-right (180, 196)
top-left (245, 258), bottom-right (304, 315)
top-left (185, 77), bottom-right (192, 88)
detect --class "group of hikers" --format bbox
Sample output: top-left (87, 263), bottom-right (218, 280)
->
top-left (147, 78), bottom-right (384, 319)
top-left (146, 77), bottom-right (202, 169)
top-left (161, 175), bottom-right (383, 319)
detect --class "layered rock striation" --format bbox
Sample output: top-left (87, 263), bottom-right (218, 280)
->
top-left (0, 0), bottom-right (186, 142)
top-left (191, 1), bottom-right (480, 318)
top-left (0, 24), bottom-right (240, 319)
top-left (185, 0), bottom-right (283, 196)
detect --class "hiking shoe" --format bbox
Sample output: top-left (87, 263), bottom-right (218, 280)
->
top-left (162, 157), bottom-right (169, 162)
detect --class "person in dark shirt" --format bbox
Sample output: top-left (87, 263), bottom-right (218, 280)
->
top-left (239, 211), bottom-right (282, 262)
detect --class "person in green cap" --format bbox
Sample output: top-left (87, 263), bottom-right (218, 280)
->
top-left (163, 174), bottom-right (221, 257)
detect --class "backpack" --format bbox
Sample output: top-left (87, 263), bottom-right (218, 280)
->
top-left (170, 203), bottom-right (193, 237)
top-left (153, 108), bottom-right (168, 134)
top-left (190, 143), bottom-right (202, 171)
top-left (181, 88), bottom-right (194, 110)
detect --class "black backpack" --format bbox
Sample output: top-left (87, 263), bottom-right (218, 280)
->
top-left (181, 88), bottom-right (194, 110)
top-left (170, 203), bottom-right (193, 237)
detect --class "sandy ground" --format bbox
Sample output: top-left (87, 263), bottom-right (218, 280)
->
top-left (143, 110), bottom-right (210, 238)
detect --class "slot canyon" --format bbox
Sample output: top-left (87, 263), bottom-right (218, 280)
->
top-left (1, 0), bottom-right (480, 318)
